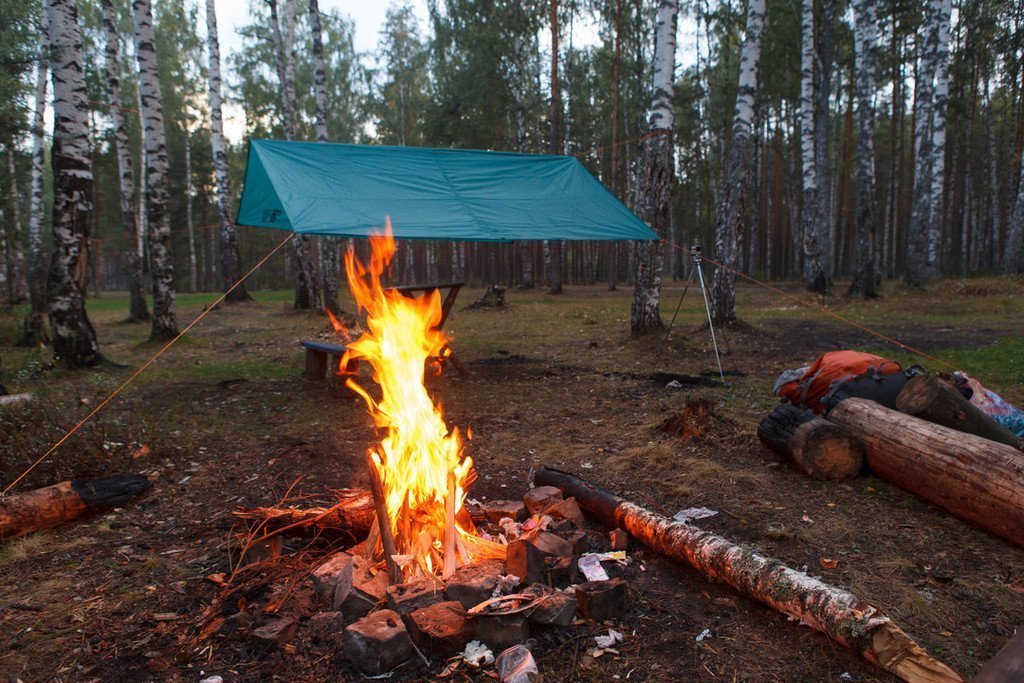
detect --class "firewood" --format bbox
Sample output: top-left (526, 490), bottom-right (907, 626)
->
top-left (534, 466), bottom-right (963, 683)
top-left (896, 374), bottom-right (1019, 448)
top-left (365, 452), bottom-right (402, 584)
top-left (232, 489), bottom-right (375, 542)
top-left (827, 398), bottom-right (1024, 549)
top-left (0, 474), bottom-right (150, 541)
top-left (758, 404), bottom-right (865, 480)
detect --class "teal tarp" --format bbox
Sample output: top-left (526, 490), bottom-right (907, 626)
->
top-left (235, 139), bottom-right (657, 242)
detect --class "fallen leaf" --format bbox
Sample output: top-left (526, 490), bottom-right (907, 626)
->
top-left (205, 573), bottom-right (227, 587)
top-left (801, 515), bottom-right (814, 524)
top-left (939, 630), bottom-right (953, 637)
top-left (152, 613), bottom-right (178, 622)
top-left (820, 558), bottom-right (838, 570)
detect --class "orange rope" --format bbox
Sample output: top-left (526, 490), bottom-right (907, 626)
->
top-left (1, 234), bottom-right (293, 497)
top-left (659, 239), bottom-right (959, 372)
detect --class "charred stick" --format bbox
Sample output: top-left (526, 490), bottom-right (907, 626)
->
top-left (443, 469), bottom-right (457, 579)
top-left (365, 451), bottom-right (402, 584)
top-left (534, 466), bottom-right (963, 683)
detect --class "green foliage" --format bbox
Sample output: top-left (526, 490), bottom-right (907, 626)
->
top-left (0, 0), bottom-right (39, 142)
top-left (374, 3), bottom-right (430, 146)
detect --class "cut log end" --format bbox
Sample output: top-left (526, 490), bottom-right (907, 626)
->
top-left (758, 404), bottom-right (865, 480)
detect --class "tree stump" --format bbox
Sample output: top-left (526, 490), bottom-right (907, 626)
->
top-left (468, 285), bottom-right (506, 309)
top-left (758, 404), bottom-right (865, 480)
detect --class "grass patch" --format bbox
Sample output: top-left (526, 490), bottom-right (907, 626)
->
top-left (859, 336), bottom-right (1024, 388)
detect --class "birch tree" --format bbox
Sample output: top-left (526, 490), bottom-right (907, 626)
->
top-left (800, 0), bottom-right (827, 292)
top-left (927, 0), bottom-right (951, 272)
top-left (133, 0), bottom-right (178, 340)
top-left (184, 127), bottom-right (197, 292)
top-left (6, 146), bottom-right (26, 305)
top-left (18, 1), bottom-right (50, 346)
top-left (267, 0), bottom-right (318, 310)
top-left (101, 0), bottom-right (148, 322)
top-left (815, 0), bottom-right (835, 283)
top-left (710, 0), bottom-right (765, 324)
top-left (630, 0), bottom-right (677, 335)
top-left (205, 0), bottom-right (249, 302)
top-left (46, 0), bottom-right (102, 366)
top-left (309, 0), bottom-right (341, 316)
top-left (848, 0), bottom-right (879, 297)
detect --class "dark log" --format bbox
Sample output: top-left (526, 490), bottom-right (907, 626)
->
top-left (973, 627), bottom-right (1024, 683)
top-left (534, 466), bottom-right (962, 683)
top-left (232, 489), bottom-right (375, 542)
top-left (827, 398), bottom-right (1024, 549)
top-left (895, 374), bottom-right (1019, 448)
top-left (758, 404), bottom-right (865, 480)
top-left (0, 474), bottom-right (151, 541)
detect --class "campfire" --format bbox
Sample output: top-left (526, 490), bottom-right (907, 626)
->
top-left (338, 223), bottom-right (503, 580)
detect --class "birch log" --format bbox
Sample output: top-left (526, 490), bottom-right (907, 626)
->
top-left (534, 467), bottom-right (962, 683)
top-left (101, 0), bottom-right (148, 323)
top-left (46, 0), bottom-right (103, 367)
top-left (630, 0), bottom-right (676, 335)
top-left (828, 398), bottom-right (1024, 549)
top-left (204, 0), bottom-right (250, 302)
top-left (710, 0), bottom-right (765, 323)
top-left (133, 0), bottom-right (178, 341)
top-left (18, 2), bottom-right (49, 347)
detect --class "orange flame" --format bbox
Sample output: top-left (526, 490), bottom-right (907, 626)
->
top-left (342, 220), bottom-right (503, 578)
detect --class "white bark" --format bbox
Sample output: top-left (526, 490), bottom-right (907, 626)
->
top-left (630, 0), bottom-right (677, 335)
top-left (25, 3), bottom-right (49, 322)
top-left (184, 131), bottom-right (197, 293)
top-left (204, 0), bottom-right (249, 302)
top-left (101, 0), bottom-right (148, 322)
top-left (927, 0), bottom-right (951, 270)
top-left (800, 0), bottom-right (826, 292)
top-left (710, 0), bottom-right (765, 323)
top-left (6, 147), bottom-right (26, 305)
top-left (815, 0), bottom-right (835, 281)
top-left (133, 0), bottom-right (178, 340)
top-left (47, 0), bottom-right (102, 366)
top-left (849, 0), bottom-right (878, 297)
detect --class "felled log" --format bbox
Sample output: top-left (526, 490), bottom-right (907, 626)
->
top-left (534, 466), bottom-right (962, 683)
top-left (0, 474), bottom-right (151, 541)
top-left (758, 404), bottom-right (865, 480)
top-left (973, 627), bottom-right (1024, 683)
top-left (232, 489), bottom-right (375, 542)
top-left (827, 398), bottom-right (1024, 549)
top-left (895, 374), bottom-right (1019, 448)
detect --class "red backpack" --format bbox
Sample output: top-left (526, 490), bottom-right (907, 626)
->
top-left (776, 351), bottom-right (905, 414)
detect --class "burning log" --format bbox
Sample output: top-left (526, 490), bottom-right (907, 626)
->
top-left (232, 489), bottom-right (375, 542)
top-left (827, 398), bottom-right (1024, 549)
top-left (534, 466), bottom-right (963, 683)
top-left (757, 404), bottom-right (865, 480)
top-left (0, 474), bottom-right (150, 541)
top-left (895, 374), bottom-right (1019, 448)
top-left (365, 451), bottom-right (403, 585)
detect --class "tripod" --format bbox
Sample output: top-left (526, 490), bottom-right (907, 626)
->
top-left (662, 243), bottom-right (726, 385)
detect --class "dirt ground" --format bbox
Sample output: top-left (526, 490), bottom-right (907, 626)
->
top-left (1, 276), bottom-right (1023, 682)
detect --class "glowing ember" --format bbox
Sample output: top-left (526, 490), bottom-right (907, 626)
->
top-left (340, 221), bottom-right (503, 578)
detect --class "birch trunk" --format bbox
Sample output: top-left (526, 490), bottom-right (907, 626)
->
top-left (133, 0), bottom-right (178, 341)
top-left (18, 4), bottom-right (50, 347)
top-left (205, 0), bottom-right (250, 303)
top-left (184, 132), bottom-right (197, 293)
top-left (547, 0), bottom-right (564, 295)
top-left (1003, 150), bottom-right (1024, 273)
top-left (927, 0), bottom-right (951, 272)
top-left (46, 0), bottom-right (102, 367)
top-left (905, 0), bottom-right (942, 287)
top-left (309, 0), bottom-right (342, 316)
top-left (710, 0), bottom-right (765, 323)
top-left (6, 147), bottom-right (26, 305)
top-left (268, 0), bottom-right (318, 310)
top-left (631, 0), bottom-right (677, 335)
top-left (800, 0), bottom-right (826, 292)
top-left (815, 0), bottom-right (835, 282)
top-left (848, 0), bottom-right (879, 297)
top-left (101, 0), bottom-right (148, 322)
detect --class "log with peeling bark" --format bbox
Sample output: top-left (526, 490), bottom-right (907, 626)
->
top-left (827, 397), bottom-right (1024, 549)
top-left (232, 489), bottom-right (375, 542)
top-left (0, 474), bottom-right (151, 541)
top-left (534, 466), bottom-right (963, 683)
top-left (758, 404), bottom-right (865, 480)
top-left (896, 374), bottom-right (1019, 448)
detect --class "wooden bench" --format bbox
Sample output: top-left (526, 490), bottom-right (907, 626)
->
top-left (301, 282), bottom-right (466, 381)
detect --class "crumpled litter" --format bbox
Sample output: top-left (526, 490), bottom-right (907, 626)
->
top-left (673, 507), bottom-right (718, 523)
top-left (695, 628), bottom-right (713, 642)
top-left (595, 629), bottom-right (623, 649)
top-left (463, 640), bottom-right (494, 668)
top-left (496, 644), bottom-right (541, 682)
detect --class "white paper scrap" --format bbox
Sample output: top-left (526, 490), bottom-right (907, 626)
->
top-left (673, 507), bottom-right (718, 523)
top-left (578, 553), bottom-right (610, 582)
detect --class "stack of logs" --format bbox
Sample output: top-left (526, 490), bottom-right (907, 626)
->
top-left (758, 373), bottom-right (1024, 549)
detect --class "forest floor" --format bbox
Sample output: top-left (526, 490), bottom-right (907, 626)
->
top-left (1, 276), bottom-right (1023, 682)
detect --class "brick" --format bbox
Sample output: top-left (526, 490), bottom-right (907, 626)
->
top-left (341, 555), bottom-right (390, 618)
top-left (444, 559), bottom-right (505, 609)
top-left (343, 609), bottom-right (413, 675)
top-left (522, 486), bottom-right (563, 516)
top-left (311, 551), bottom-right (353, 609)
top-left (473, 612), bottom-right (529, 650)
top-left (405, 600), bottom-right (473, 656)
top-left (506, 531), bottom-right (576, 586)
top-left (527, 588), bottom-right (577, 627)
top-left (575, 578), bottom-right (629, 621)
top-left (609, 528), bottom-right (629, 551)
top-left (251, 616), bottom-right (297, 648)
top-left (306, 611), bottom-right (343, 645)
top-left (385, 577), bottom-right (445, 615)
top-left (545, 497), bottom-right (585, 528)
top-left (467, 499), bottom-right (527, 525)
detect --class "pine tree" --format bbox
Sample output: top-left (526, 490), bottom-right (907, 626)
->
top-left (46, 0), bottom-right (102, 366)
